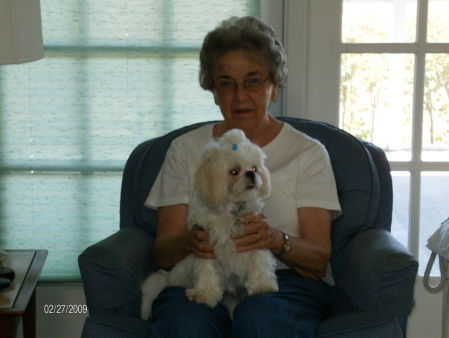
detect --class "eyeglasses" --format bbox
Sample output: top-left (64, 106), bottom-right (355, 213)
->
top-left (215, 76), bottom-right (270, 95)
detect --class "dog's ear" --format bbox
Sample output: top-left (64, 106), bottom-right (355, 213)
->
top-left (195, 147), bottom-right (229, 208)
top-left (258, 158), bottom-right (271, 199)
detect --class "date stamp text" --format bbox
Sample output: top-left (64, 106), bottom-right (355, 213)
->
top-left (43, 304), bottom-right (88, 314)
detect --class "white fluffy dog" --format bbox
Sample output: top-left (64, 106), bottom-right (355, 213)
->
top-left (140, 129), bottom-right (278, 320)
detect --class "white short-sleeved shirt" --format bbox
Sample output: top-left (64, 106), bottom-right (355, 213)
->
top-left (145, 123), bottom-right (341, 280)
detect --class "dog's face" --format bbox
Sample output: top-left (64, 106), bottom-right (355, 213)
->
top-left (195, 129), bottom-right (271, 209)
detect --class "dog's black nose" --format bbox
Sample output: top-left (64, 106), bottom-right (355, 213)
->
top-left (245, 170), bottom-right (255, 183)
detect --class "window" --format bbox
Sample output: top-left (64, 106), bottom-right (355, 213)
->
top-left (286, 0), bottom-right (449, 275)
top-left (0, 0), bottom-right (261, 281)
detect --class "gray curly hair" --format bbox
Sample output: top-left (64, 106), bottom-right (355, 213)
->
top-left (199, 16), bottom-right (288, 91)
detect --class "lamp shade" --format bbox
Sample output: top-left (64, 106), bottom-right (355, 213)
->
top-left (0, 0), bottom-right (44, 65)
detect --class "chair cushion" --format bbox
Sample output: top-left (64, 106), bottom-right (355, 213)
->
top-left (317, 310), bottom-right (403, 338)
top-left (361, 140), bottom-right (393, 231)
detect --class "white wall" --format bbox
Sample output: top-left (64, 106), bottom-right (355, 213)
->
top-left (408, 277), bottom-right (443, 338)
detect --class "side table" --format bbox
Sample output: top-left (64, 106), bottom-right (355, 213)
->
top-left (0, 250), bottom-right (47, 338)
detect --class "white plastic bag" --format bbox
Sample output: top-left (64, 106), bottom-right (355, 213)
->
top-left (424, 217), bottom-right (449, 337)
top-left (424, 217), bottom-right (449, 293)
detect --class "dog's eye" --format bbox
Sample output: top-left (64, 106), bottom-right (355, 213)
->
top-left (251, 167), bottom-right (257, 172)
top-left (230, 168), bottom-right (240, 176)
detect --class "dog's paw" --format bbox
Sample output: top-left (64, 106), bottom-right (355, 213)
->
top-left (246, 278), bottom-right (279, 296)
top-left (186, 288), bottom-right (220, 308)
top-left (141, 296), bottom-right (152, 320)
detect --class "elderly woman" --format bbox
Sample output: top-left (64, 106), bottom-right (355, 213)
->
top-left (145, 16), bottom-right (341, 337)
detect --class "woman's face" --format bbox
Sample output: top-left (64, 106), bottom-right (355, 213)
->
top-left (212, 50), bottom-right (279, 132)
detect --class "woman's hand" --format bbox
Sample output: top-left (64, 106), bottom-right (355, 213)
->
top-left (185, 225), bottom-right (216, 259)
top-left (231, 208), bottom-right (332, 280)
top-left (154, 204), bottom-right (216, 269)
top-left (232, 213), bottom-right (283, 253)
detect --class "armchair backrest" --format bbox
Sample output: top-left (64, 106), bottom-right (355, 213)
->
top-left (119, 118), bottom-right (392, 270)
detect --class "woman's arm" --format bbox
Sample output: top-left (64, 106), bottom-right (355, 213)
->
top-left (286, 207), bottom-right (332, 279)
top-left (153, 204), bottom-right (215, 270)
top-left (233, 207), bottom-right (332, 280)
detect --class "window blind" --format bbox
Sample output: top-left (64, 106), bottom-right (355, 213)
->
top-left (0, 0), bottom-right (260, 281)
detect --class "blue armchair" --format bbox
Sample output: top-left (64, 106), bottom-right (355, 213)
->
top-left (78, 118), bottom-right (418, 337)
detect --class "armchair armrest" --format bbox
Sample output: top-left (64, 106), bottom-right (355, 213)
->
top-left (78, 227), bottom-right (154, 316)
top-left (333, 229), bottom-right (418, 315)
